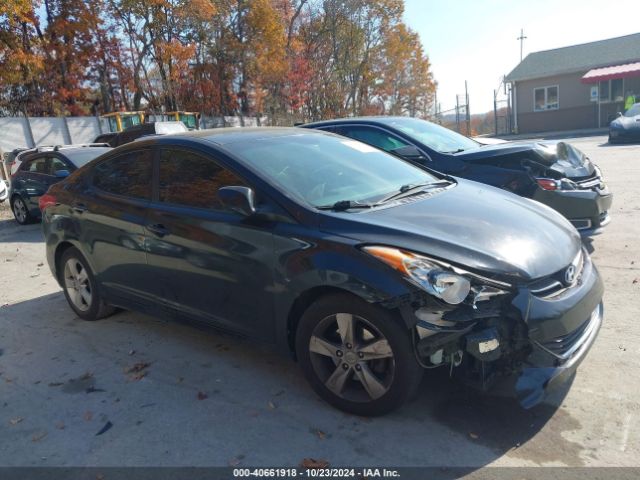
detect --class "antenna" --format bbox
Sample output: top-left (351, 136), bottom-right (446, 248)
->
top-left (517, 28), bottom-right (527, 62)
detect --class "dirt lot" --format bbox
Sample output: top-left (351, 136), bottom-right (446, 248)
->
top-left (0, 135), bottom-right (639, 469)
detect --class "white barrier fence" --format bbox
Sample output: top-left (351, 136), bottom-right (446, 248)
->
top-left (0, 115), bottom-right (269, 153)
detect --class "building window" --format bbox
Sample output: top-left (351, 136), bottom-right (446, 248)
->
top-left (599, 79), bottom-right (624, 102)
top-left (533, 86), bottom-right (559, 111)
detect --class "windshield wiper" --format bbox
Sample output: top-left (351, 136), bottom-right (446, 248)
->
top-left (316, 200), bottom-right (375, 211)
top-left (443, 148), bottom-right (466, 154)
top-left (378, 180), bottom-right (451, 204)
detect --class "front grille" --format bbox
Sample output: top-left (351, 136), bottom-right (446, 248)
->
top-left (534, 304), bottom-right (602, 361)
top-left (529, 249), bottom-right (586, 298)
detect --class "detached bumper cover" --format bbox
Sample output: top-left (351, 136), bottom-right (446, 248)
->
top-left (515, 302), bottom-right (603, 408)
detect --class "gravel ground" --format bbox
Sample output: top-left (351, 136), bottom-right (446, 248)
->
top-left (0, 135), bottom-right (639, 469)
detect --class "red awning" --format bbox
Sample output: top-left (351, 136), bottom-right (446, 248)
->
top-left (581, 62), bottom-right (640, 83)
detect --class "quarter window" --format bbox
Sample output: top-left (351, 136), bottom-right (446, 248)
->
top-left (534, 86), bottom-right (559, 111)
top-left (92, 150), bottom-right (152, 200)
top-left (158, 149), bottom-right (246, 210)
top-left (26, 157), bottom-right (48, 174)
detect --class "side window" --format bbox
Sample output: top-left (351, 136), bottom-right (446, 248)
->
top-left (26, 157), bottom-right (48, 174)
top-left (158, 149), bottom-right (246, 210)
top-left (92, 150), bottom-right (152, 200)
top-left (334, 126), bottom-right (409, 153)
top-left (49, 157), bottom-right (68, 175)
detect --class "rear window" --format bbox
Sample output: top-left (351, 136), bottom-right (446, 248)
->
top-left (64, 147), bottom-right (112, 168)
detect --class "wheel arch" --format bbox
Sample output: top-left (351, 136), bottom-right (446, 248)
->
top-left (284, 285), bottom-right (414, 358)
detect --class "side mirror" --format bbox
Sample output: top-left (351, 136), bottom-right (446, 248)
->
top-left (391, 145), bottom-right (429, 161)
top-left (218, 186), bottom-right (256, 217)
top-left (54, 169), bottom-right (70, 178)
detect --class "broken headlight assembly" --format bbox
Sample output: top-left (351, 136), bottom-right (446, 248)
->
top-left (362, 245), bottom-right (511, 306)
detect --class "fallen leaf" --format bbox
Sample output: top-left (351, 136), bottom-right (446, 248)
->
top-left (469, 432), bottom-right (479, 439)
top-left (268, 401), bottom-right (277, 410)
top-left (124, 362), bottom-right (149, 374)
top-left (197, 391), bottom-right (208, 401)
top-left (84, 411), bottom-right (93, 421)
top-left (9, 417), bottom-right (23, 426)
top-left (95, 421), bottom-right (113, 436)
top-left (55, 421), bottom-right (65, 430)
top-left (128, 350), bottom-right (136, 356)
top-left (37, 262), bottom-right (43, 267)
top-left (300, 458), bottom-right (329, 469)
top-left (315, 429), bottom-right (326, 440)
top-left (633, 278), bottom-right (638, 284)
top-left (32, 432), bottom-right (48, 442)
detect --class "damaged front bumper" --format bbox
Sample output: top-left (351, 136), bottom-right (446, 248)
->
top-left (407, 250), bottom-right (604, 408)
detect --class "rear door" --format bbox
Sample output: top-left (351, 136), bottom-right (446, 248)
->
top-left (80, 148), bottom-right (154, 307)
top-left (18, 155), bottom-right (50, 213)
top-left (144, 146), bottom-right (276, 337)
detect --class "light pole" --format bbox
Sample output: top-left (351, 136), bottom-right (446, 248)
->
top-left (517, 28), bottom-right (527, 62)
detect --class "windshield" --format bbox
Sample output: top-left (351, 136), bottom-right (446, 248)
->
top-left (379, 117), bottom-right (479, 153)
top-left (229, 133), bottom-right (439, 208)
top-left (624, 104), bottom-right (640, 117)
top-left (65, 147), bottom-right (112, 167)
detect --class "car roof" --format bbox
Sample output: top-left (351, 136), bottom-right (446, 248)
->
top-left (302, 116), bottom-right (412, 128)
top-left (144, 126), bottom-right (329, 147)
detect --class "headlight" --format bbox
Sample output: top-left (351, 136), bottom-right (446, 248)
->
top-left (362, 246), bottom-right (509, 305)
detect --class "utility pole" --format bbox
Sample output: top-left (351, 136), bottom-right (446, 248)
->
top-left (517, 28), bottom-right (527, 62)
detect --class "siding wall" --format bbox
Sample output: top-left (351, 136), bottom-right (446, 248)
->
top-left (514, 71), bottom-right (639, 133)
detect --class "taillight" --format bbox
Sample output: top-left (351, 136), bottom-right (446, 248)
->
top-left (536, 178), bottom-right (559, 191)
top-left (39, 193), bottom-right (57, 212)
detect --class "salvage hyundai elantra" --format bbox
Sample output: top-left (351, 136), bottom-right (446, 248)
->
top-left (40, 128), bottom-right (603, 416)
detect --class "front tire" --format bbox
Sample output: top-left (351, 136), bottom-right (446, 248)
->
top-left (12, 196), bottom-right (34, 225)
top-left (59, 247), bottom-right (115, 321)
top-left (295, 293), bottom-right (423, 416)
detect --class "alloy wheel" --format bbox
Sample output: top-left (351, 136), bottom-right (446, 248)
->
top-left (63, 258), bottom-right (93, 312)
top-left (308, 312), bottom-right (395, 403)
top-left (13, 198), bottom-right (27, 223)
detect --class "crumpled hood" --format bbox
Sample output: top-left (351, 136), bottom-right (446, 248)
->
top-left (321, 179), bottom-right (582, 282)
top-left (456, 140), bottom-right (595, 179)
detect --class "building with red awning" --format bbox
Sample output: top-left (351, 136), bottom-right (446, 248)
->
top-left (505, 34), bottom-right (640, 134)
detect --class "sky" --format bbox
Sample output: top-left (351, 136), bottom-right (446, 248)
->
top-left (403, 0), bottom-right (640, 114)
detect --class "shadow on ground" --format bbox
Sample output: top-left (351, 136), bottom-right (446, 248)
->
top-left (0, 218), bottom-right (42, 243)
top-left (0, 291), bottom-right (583, 468)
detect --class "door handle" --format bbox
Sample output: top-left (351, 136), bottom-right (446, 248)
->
top-left (72, 202), bottom-right (88, 213)
top-left (147, 223), bottom-right (170, 237)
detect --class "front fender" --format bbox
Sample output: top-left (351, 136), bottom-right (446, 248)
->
top-left (271, 226), bottom-right (421, 352)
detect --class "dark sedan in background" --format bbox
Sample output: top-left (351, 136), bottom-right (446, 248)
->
top-left (9, 144), bottom-right (111, 224)
top-left (302, 117), bottom-right (613, 236)
top-left (41, 128), bottom-right (602, 415)
top-left (609, 103), bottom-right (640, 143)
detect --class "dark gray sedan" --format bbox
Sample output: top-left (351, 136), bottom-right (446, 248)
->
top-left (609, 103), bottom-right (640, 143)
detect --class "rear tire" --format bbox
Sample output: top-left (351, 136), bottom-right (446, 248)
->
top-left (295, 293), bottom-right (423, 416)
top-left (59, 247), bottom-right (115, 321)
top-left (12, 196), bottom-right (34, 225)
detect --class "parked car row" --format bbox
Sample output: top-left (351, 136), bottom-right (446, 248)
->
top-left (34, 122), bottom-right (607, 416)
